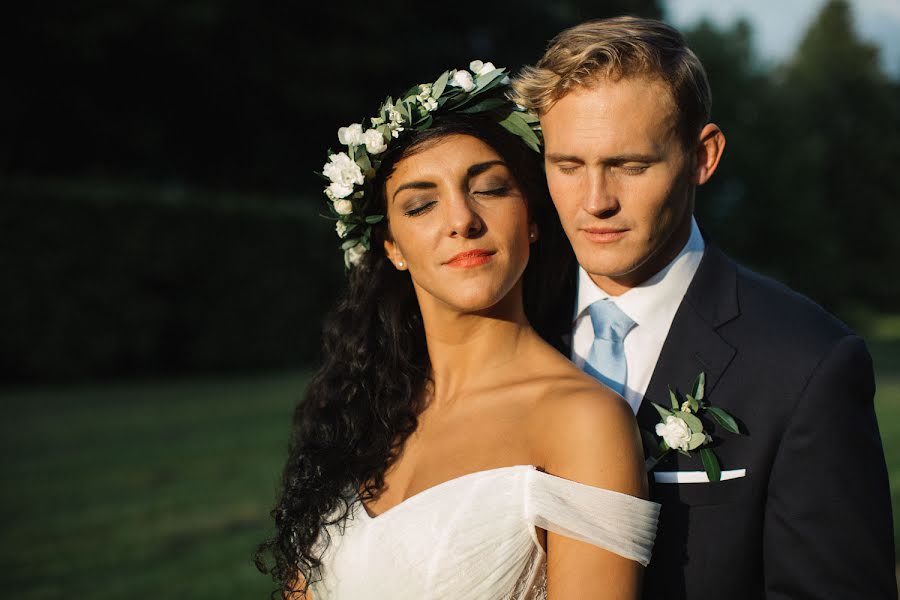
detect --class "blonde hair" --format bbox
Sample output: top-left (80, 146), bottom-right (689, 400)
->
top-left (511, 16), bottom-right (711, 146)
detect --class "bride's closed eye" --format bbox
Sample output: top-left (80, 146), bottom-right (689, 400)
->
top-left (404, 200), bottom-right (437, 217)
top-left (472, 185), bottom-right (511, 196)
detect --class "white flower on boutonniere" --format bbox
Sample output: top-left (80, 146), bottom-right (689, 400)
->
top-left (643, 372), bottom-right (743, 482)
top-left (450, 69), bottom-right (476, 92)
top-left (655, 416), bottom-right (692, 452)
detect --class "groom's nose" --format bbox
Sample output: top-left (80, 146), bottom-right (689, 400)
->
top-left (582, 169), bottom-right (619, 216)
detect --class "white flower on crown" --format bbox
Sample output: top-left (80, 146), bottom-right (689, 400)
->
top-left (655, 415), bottom-right (692, 452)
top-left (451, 69), bottom-right (476, 92)
top-left (337, 123), bottom-right (364, 146)
top-left (335, 220), bottom-right (349, 238)
top-left (387, 108), bottom-right (405, 137)
top-left (415, 84), bottom-right (439, 112)
top-left (323, 152), bottom-right (364, 199)
top-left (469, 60), bottom-right (496, 76)
top-left (332, 199), bottom-right (354, 215)
top-left (345, 243), bottom-right (367, 267)
top-left (326, 182), bottom-right (353, 199)
top-left (362, 129), bottom-right (387, 154)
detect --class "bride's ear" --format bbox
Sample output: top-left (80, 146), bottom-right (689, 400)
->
top-left (383, 237), bottom-right (408, 271)
top-left (690, 123), bottom-right (726, 186)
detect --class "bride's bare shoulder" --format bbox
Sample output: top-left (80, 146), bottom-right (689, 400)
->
top-left (526, 357), bottom-right (647, 496)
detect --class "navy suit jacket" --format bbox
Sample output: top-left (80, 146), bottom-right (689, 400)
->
top-left (551, 239), bottom-right (896, 599)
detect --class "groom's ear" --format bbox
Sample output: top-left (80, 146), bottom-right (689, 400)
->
top-left (690, 123), bottom-right (726, 186)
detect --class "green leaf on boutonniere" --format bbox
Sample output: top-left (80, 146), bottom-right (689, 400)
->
top-left (688, 432), bottom-right (707, 451)
top-left (674, 410), bottom-right (703, 434)
top-left (700, 448), bottom-right (721, 482)
top-left (684, 393), bottom-right (700, 413)
top-left (641, 428), bottom-right (661, 456)
top-left (707, 406), bottom-right (741, 435)
top-left (692, 372), bottom-right (706, 401)
top-left (651, 402), bottom-right (674, 419)
top-left (669, 386), bottom-right (680, 410)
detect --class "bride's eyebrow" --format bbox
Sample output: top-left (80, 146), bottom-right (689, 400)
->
top-left (466, 160), bottom-right (506, 180)
top-left (392, 181), bottom-right (437, 202)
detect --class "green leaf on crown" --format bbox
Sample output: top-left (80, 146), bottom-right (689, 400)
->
top-left (432, 70), bottom-right (450, 100)
top-left (458, 97), bottom-right (509, 114)
top-left (365, 215), bottom-right (384, 224)
top-left (498, 111), bottom-right (540, 152)
top-left (341, 238), bottom-right (361, 250)
top-left (474, 69), bottom-right (505, 92)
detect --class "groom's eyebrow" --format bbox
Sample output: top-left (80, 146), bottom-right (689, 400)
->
top-left (546, 153), bottom-right (660, 164)
top-left (546, 153), bottom-right (583, 163)
top-left (605, 153), bottom-right (659, 164)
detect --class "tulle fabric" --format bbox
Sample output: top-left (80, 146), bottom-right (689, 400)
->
top-left (308, 465), bottom-right (659, 600)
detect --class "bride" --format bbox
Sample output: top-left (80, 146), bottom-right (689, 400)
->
top-left (256, 62), bottom-right (659, 599)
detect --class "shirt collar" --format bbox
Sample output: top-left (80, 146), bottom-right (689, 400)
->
top-left (573, 217), bottom-right (706, 326)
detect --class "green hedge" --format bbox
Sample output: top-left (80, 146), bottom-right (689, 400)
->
top-left (0, 179), bottom-right (344, 381)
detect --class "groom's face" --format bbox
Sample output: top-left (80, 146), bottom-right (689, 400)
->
top-left (540, 75), bottom-right (694, 292)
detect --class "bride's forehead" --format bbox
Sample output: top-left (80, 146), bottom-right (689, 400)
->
top-left (389, 135), bottom-right (505, 181)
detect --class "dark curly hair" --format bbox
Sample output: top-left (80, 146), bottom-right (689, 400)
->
top-left (255, 113), bottom-right (574, 598)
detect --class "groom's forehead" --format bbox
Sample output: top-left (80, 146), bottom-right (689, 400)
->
top-left (541, 77), bottom-right (679, 148)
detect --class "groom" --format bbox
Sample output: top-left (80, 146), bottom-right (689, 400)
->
top-left (513, 16), bottom-right (896, 599)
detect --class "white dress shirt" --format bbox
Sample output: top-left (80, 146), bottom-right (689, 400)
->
top-left (571, 218), bottom-right (705, 414)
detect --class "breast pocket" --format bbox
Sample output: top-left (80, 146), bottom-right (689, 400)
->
top-left (651, 470), bottom-right (751, 507)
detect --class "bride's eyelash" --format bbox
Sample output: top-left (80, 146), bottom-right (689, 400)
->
top-left (405, 201), bottom-right (436, 217)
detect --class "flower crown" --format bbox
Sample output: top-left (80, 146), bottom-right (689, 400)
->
top-left (319, 60), bottom-right (542, 269)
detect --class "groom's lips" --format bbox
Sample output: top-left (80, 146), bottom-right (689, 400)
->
top-left (582, 227), bottom-right (628, 243)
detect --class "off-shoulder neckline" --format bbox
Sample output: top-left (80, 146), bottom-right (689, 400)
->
top-left (359, 464), bottom-right (537, 521)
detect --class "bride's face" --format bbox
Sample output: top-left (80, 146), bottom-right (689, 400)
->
top-left (383, 134), bottom-right (535, 314)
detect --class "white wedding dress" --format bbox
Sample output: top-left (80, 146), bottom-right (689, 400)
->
top-left (308, 464), bottom-right (660, 599)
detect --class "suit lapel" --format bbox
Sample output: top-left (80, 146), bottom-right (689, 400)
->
top-left (637, 243), bottom-right (740, 433)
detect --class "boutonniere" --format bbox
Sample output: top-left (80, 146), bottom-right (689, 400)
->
top-left (643, 372), bottom-right (742, 482)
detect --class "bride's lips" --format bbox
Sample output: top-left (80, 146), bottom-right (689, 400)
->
top-left (582, 227), bottom-right (629, 243)
top-left (444, 249), bottom-right (496, 268)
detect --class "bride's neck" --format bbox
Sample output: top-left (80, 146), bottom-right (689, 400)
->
top-left (419, 288), bottom-right (533, 405)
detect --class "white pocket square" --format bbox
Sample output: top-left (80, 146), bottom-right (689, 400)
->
top-left (653, 469), bottom-right (746, 484)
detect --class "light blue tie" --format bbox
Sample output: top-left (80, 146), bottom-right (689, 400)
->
top-left (583, 299), bottom-right (637, 396)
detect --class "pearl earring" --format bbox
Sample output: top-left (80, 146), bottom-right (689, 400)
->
top-left (398, 261), bottom-right (405, 268)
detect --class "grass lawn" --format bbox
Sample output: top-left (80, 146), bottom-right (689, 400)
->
top-left (2, 338), bottom-right (900, 599)
top-left (1, 371), bottom-right (307, 600)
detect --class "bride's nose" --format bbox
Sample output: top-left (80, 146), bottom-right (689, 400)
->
top-left (445, 194), bottom-right (485, 238)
